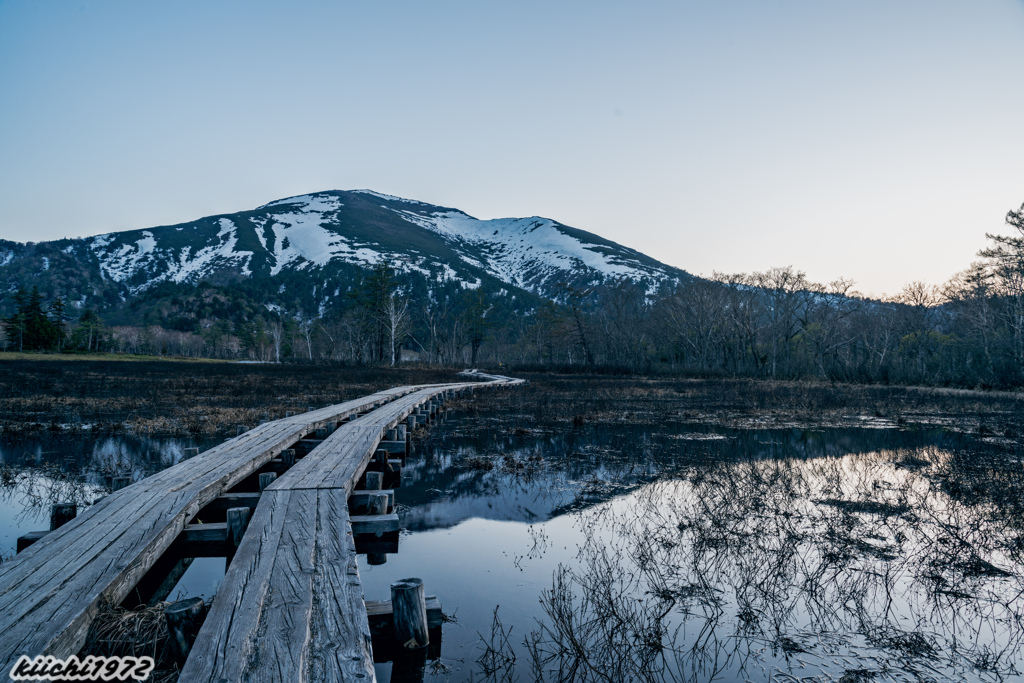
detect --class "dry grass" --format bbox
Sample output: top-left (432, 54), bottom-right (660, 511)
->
top-left (462, 373), bottom-right (1024, 437)
top-left (0, 360), bottom-right (461, 436)
top-left (78, 600), bottom-right (198, 683)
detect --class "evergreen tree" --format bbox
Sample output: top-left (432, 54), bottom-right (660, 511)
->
top-left (49, 295), bottom-right (68, 352)
top-left (23, 287), bottom-right (58, 350)
top-left (462, 290), bottom-right (492, 365)
top-left (4, 288), bottom-right (28, 352)
top-left (74, 309), bottom-right (105, 352)
top-left (352, 260), bottom-right (398, 363)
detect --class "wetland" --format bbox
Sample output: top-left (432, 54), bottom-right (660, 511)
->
top-left (0, 360), bottom-right (1022, 682)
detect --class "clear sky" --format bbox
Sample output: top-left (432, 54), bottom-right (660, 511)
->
top-left (1, 0), bottom-right (1022, 298)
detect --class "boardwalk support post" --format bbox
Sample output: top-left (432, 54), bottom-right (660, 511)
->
top-left (50, 503), bottom-right (76, 530)
top-left (366, 492), bottom-right (388, 515)
top-left (111, 477), bottom-right (132, 492)
top-left (226, 507), bottom-right (251, 548)
top-left (281, 448), bottom-right (295, 469)
top-left (259, 472), bottom-right (277, 492)
top-left (365, 471), bottom-right (384, 490)
top-left (391, 577), bottom-right (429, 649)
top-left (165, 597), bottom-right (206, 664)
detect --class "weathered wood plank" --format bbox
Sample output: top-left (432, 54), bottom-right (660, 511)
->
top-left (350, 513), bottom-right (400, 535)
top-left (365, 596), bottom-right (443, 631)
top-left (0, 377), bottom-right (516, 677)
top-left (0, 386), bottom-right (424, 671)
top-left (270, 386), bottom-right (472, 493)
top-left (181, 489), bottom-right (375, 682)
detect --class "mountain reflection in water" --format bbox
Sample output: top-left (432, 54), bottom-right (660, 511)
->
top-left (1, 416), bottom-right (1021, 682)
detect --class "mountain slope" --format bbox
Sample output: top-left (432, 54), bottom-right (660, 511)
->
top-left (0, 190), bottom-right (689, 317)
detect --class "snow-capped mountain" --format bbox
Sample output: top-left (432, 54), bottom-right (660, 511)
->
top-left (0, 190), bottom-right (688, 315)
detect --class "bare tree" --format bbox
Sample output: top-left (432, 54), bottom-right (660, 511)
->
top-left (269, 321), bottom-right (284, 363)
top-left (379, 294), bottom-right (411, 366)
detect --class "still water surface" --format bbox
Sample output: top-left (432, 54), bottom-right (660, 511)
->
top-left (1, 417), bottom-right (1020, 682)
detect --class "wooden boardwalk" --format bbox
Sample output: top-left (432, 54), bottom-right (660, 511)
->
top-left (0, 373), bottom-right (519, 682)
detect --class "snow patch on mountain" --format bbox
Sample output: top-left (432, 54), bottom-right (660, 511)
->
top-left (168, 218), bottom-right (254, 283)
top-left (93, 231), bottom-right (159, 283)
top-left (259, 193), bottom-right (343, 213)
top-left (91, 220), bottom-right (255, 291)
top-left (261, 194), bottom-right (394, 275)
top-left (29, 189), bottom-right (684, 304)
top-left (396, 209), bottom-right (645, 290)
top-left (352, 189), bottom-right (425, 205)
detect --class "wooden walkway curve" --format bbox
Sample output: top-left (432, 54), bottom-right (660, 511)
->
top-left (0, 372), bottom-right (520, 682)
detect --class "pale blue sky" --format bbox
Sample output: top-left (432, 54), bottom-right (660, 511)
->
top-left (1, 0), bottom-right (1022, 296)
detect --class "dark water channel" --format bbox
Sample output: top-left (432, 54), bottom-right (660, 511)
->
top-left (1, 416), bottom-right (1021, 682)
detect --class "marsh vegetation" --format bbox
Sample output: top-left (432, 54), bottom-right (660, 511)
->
top-left (0, 364), bottom-right (1021, 681)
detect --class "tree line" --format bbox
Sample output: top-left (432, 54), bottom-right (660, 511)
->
top-left (2, 202), bottom-right (1022, 388)
top-left (2, 287), bottom-right (104, 353)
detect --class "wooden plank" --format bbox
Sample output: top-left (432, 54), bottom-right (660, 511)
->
top-left (0, 378), bottom-right (510, 675)
top-left (377, 440), bottom-right (407, 454)
top-left (181, 489), bottom-right (375, 682)
top-left (270, 386), bottom-right (466, 493)
top-left (365, 596), bottom-right (443, 631)
top-left (348, 490), bottom-right (394, 514)
top-left (182, 522), bottom-right (227, 544)
top-left (201, 492), bottom-right (262, 515)
top-left (0, 386), bottom-right (424, 670)
top-left (350, 513), bottom-right (399, 536)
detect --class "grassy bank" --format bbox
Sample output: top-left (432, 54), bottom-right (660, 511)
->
top-left (464, 372), bottom-right (1024, 437)
top-left (0, 360), bottom-right (459, 436)
top-left (0, 360), bottom-right (1021, 439)
top-left (0, 351), bottom-right (231, 363)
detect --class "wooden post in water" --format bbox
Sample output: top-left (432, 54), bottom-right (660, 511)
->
top-left (315, 427), bottom-right (328, 439)
top-left (367, 553), bottom-right (388, 566)
top-left (259, 473), bottom-right (277, 492)
top-left (165, 597), bottom-right (206, 664)
top-left (366, 492), bottom-right (388, 515)
top-left (386, 428), bottom-right (398, 442)
top-left (183, 447), bottom-right (199, 460)
top-left (111, 476), bottom-right (132, 492)
top-left (364, 471), bottom-right (384, 491)
top-left (236, 425), bottom-right (247, 436)
top-left (226, 507), bottom-right (251, 548)
top-left (50, 503), bottom-right (76, 530)
top-left (391, 578), bottom-right (429, 649)
top-left (407, 415), bottom-right (416, 433)
top-left (281, 448), bottom-right (295, 469)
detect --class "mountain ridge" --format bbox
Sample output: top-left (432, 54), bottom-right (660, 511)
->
top-left (0, 189), bottom-right (689, 319)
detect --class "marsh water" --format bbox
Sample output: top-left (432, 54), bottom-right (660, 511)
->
top-left (1, 415), bottom-right (1021, 682)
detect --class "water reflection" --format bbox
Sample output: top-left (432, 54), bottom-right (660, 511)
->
top-left (1, 417), bottom-right (1020, 681)
top-left (363, 418), bottom-right (1023, 683)
top-left (0, 434), bottom-right (216, 562)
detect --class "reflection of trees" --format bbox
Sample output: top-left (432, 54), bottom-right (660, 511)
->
top-left (0, 435), bottom-right (201, 525)
top-left (524, 449), bottom-right (1024, 682)
top-left (0, 462), bottom-right (98, 524)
